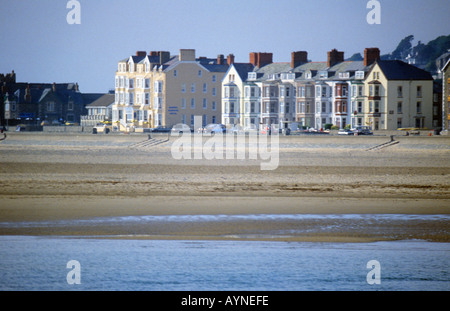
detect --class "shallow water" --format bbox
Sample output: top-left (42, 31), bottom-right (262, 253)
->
top-left (0, 236), bottom-right (448, 291)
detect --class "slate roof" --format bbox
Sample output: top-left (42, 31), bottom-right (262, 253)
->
top-left (376, 60), bottom-right (433, 80)
top-left (85, 94), bottom-right (114, 107)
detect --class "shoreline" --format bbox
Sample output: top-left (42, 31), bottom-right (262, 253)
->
top-left (0, 133), bottom-right (449, 243)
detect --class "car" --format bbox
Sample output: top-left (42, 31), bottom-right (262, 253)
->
top-left (352, 126), bottom-right (373, 135)
top-left (338, 129), bottom-right (355, 135)
top-left (151, 126), bottom-right (171, 133)
top-left (93, 123), bottom-right (111, 134)
top-left (171, 124), bottom-right (192, 134)
top-left (204, 123), bottom-right (226, 134)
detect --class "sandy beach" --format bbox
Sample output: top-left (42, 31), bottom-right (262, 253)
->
top-left (0, 132), bottom-right (449, 242)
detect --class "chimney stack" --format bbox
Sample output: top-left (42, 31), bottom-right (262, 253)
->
top-left (217, 54), bottom-right (224, 65)
top-left (291, 51), bottom-right (308, 68)
top-left (364, 48), bottom-right (380, 66)
top-left (25, 84), bottom-right (31, 103)
top-left (52, 82), bottom-right (57, 92)
top-left (136, 51), bottom-right (147, 57)
top-left (327, 49), bottom-right (344, 67)
top-left (227, 54), bottom-right (235, 65)
top-left (249, 52), bottom-right (273, 68)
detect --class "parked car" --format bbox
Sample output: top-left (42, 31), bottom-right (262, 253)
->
top-left (171, 124), bottom-right (192, 134)
top-left (204, 123), bottom-right (226, 134)
top-left (93, 123), bottom-right (111, 134)
top-left (352, 126), bottom-right (373, 135)
top-left (338, 129), bottom-right (355, 135)
top-left (151, 126), bottom-right (171, 133)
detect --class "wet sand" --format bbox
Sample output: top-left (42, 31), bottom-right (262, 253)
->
top-left (0, 132), bottom-right (449, 242)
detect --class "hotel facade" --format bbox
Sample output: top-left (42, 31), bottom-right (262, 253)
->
top-left (221, 48), bottom-right (435, 131)
top-left (113, 49), bottom-right (229, 131)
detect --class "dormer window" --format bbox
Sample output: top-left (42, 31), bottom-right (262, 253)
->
top-left (305, 72), bottom-right (312, 79)
top-left (355, 71), bottom-right (365, 80)
top-left (319, 71), bottom-right (328, 79)
top-left (248, 72), bottom-right (256, 80)
top-left (339, 72), bottom-right (350, 79)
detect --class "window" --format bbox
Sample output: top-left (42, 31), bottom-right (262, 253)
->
top-left (203, 83), bottom-right (207, 93)
top-left (251, 102), bottom-right (255, 113)
top-left (203, 98), bottom-right (207, 109)
top-left (417, 102), bottom-right (422, 114)
top-left (230, 87), bottom-right (235, 98)
top-left (248, 72), bottom-right (256, 80)
top-left (47, 101), bottom-right (55, 112)
top-left (129, 78), bottom-right (134, 89)
top-left (355, 71), bottom-right (364, 79)
top-left (322, 102), bottom-right (326, 113)
top-left (374, 85), bottom-right (380, 96)
top-left (397, 102), bottom-right (402, 114)
top-left (174, 70), bottom-right (177, 77)
top-left (321, 87), bottom-right (327, 98)
top-left (212, 116), bottom-right (216, 123)
top-left (212, 87), bottom-right (216, 96)
top-left (230, 102), bottom-right (235, 113)
top-left (397, 86), bottom-right (403, 98)
top-left (286, 103), bottom-right (290, 113)
top-left (198, 70), bottom-right (202, 77)
top-left (212, 75), bottom-right (216, 82)
top-left (181, 98), bottom-right (186, 109)
top-left (357, 102), bottom-right (363, 113)
top-left (145, 79), bottom-right (150, 89)
top-left (68, 102), bottom-right (74, 111)
top-left (358, 86), bottom-right (363, 97)
top-left (190, 115), bottom-right (194, 126)
top-left (191, 98), bottom-right (195, 109)
top-left (369, 101), bottom-right (373, 113)
top-left (315, 86), bottom-right (320, 96)
top-left (154, 81), bottom-right (162, 93)
top-left (212, 101), bottom-right (216, 111)
top-left (306, 102), bottom-right (311, 114)
top-left (270, 103), bottom-right (276, 113)
top-left (245, 102), bottom-right (249, 114)
top-left (417, 86), bottom-right (422, 98)
top-left (181, 84), bottom-right (186, 93)
top-left (245, 87), bottom-right (249, 98)
top-left (397, 118), bottom-right (402, 128)
top-left (145, 93), bottom-right (150, 105)
top-left (202, 115), bottom-right (207, 126)
top-left (191, 83), bottom-right (195, 93)
top-left (374, 101), bottom-right (379, 113)
top-left (251, 87), bottom-right (256, 97)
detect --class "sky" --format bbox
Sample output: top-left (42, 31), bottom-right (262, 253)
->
top-left (1, 0), bottom-right (449, 93)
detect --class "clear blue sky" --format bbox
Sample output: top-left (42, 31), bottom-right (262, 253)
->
top-left (1, 0), bottom-right (449, 93)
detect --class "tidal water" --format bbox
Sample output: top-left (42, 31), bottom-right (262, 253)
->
top-left (0, 236), bottom-right (448, 291)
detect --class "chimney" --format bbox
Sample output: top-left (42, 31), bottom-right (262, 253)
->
top-left (227, 54), bottom-right (235, 65)
top-left (364, 48), bottom-right (380, 66)
top-left (159, 51), bottom-right (170, 64)
top-left (52, 82), bottom-right (56, 92)
top-left (291, 51), bottom-right (308, 68)
top-left (217, 54), bottom-right (224, 65)
top-left (179, 49), bottom-right (196, 61)
top-left (249, 52), bottom-right (273, 68)
top-left (327, 49), bottom-right (344, 67)
top-left (25, 84), bottom-right (31, 103)
top-left (75, 83), bottom-right (79, 92)
top-left (136, 51), bottom-right (147, 57)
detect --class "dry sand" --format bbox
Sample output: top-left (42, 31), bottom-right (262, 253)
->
top-left (0, 132), bottom-right (449, 242)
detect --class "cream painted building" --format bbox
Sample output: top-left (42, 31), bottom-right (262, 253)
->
top-left (442, 59), bottom-right (450, 133)
top-left (364, 60), bottom-right (434, 130)
top-left (112, 49), bottom-right (229, 131)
